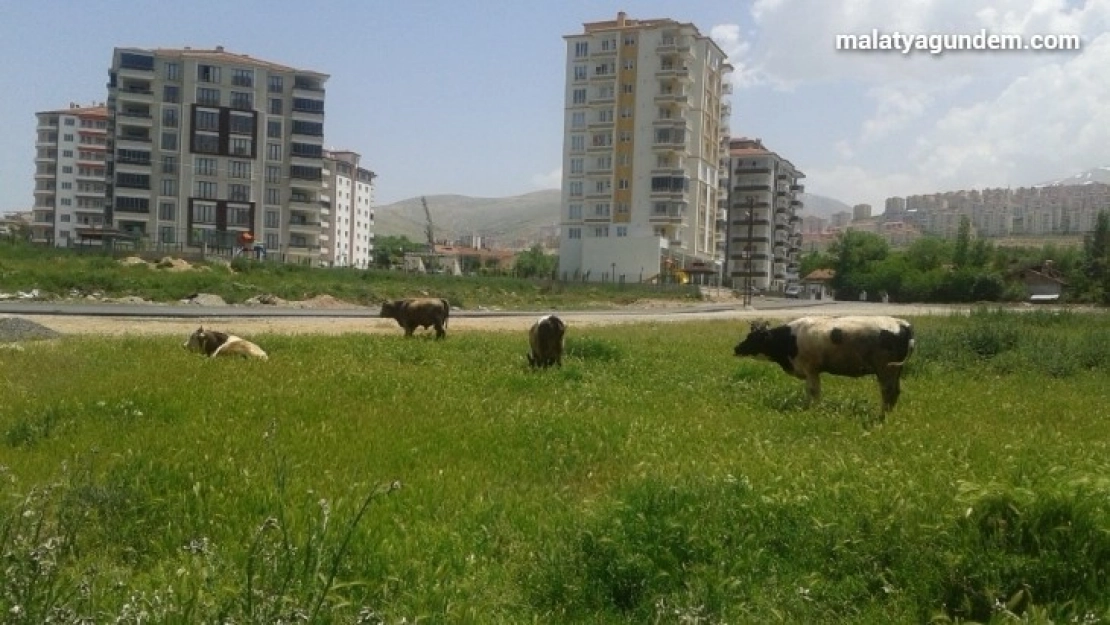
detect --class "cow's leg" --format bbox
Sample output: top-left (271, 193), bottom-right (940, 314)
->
top-left (434, 320), bottom-right (446, 339)
top-left (878, 366), bottom-right (902, 413)
top-left (404, 323), bottom-right (415, 337)
top-left (804, 372), bottom-right (821, 406)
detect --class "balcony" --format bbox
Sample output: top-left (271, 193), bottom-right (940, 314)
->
top-left (653, 89), bottom-right (690, 105)
top-left (733, 184), bottom-right (771, 192)
top-left (118, 110), bottom-right (152, 127)
top-left (117, 86), bottom-right (154, 104)
top-left (655, 65), bottom-right (692, 82)
top-left (289, 193), bottom-right (317, 206)
top-left (288, 217), bottom-right (322, 233)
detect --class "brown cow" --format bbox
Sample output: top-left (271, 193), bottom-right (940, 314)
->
top-left (380, 298), bottom-right (450, 339)
top-left (734, 315), bottom-right (915, 415)
top-left (183, 326), bottom-right (269, 360)
top-left (527, 314), bottom-right (567, 368)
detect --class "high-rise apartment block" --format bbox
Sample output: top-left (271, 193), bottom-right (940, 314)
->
top-left (105, 46), bottom-right (330, 262)
top-left (31, 104), bottom-right (109, 245)
top-left (558, 12), bottom-right (732, 282)
top-left (324, 149), bottom-right (376, 268)
top-left (724, 137), bottom-right (804, 292)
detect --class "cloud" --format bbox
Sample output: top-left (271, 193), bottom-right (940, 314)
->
top-left (710, 24), bottom-right (762, 88)
top-left (716, 0), bottom-right (1110, 210)
top-left (531, 167), bottom-right (562, 190)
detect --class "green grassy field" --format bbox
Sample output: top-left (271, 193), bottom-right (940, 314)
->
top-left (0, 243), bottom-right (699, 309)
top-left (2, 310), bottom-right (1109, 623)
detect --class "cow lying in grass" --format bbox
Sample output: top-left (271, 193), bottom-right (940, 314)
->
top-left (379, 298), bottom-right (450, 339)
top-left (527, 314), bottom-right (566, 368)
top-left (734, 316), bottom-right (915, 415)
top-left (183, 326), bottom-right (269, 360)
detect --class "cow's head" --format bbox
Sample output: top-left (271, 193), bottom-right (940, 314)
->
top-left (184, 326), bottom-right (207, 353)
top-left (379, 300), bottom-right (399, 318)
top-left (734, 320), bottom-right (773, 357)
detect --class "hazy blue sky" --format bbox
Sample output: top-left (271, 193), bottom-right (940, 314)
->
top-left (2, 0), bottom-right (1106, 214)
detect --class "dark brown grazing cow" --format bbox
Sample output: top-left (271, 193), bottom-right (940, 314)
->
top-left (734, 315), bottom-right (915, 415)
top-left (379, 298), bottom-right (450, 339)
top-left (183, 326), bottom-right (269, 360)
top-left (527, 314), bottom-right (567, 368)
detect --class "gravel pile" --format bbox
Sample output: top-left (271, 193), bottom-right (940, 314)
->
top-left (0, 317), bottom-right (63, 343)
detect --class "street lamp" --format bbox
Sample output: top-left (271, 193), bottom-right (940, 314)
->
top-left (744, 196), bottom-right (756, 308)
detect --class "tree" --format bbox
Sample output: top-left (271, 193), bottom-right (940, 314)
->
top-left (513, 244), bottom-right (558, 279)
top-left (1084, 210), bottom-right (1110, 281)
top-left (953, 215), bottom-right (971, 268)
top-left (968, 238), bottom-right (992, 269)
top-left (799, 250), bottom-right (834, 279)
top-left (904, 236), bottom-right (950, 272)
top-left (829, 230), bottom-right (889, 299)
top-left (373, 235), bottom-right (420, 268)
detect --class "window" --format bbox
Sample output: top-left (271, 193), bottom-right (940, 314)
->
top-left (572, 89), bottom-right (586, 105)
top-left (265, 210), bottom-right (280, 228)
top-left (61, 181), bottom-right (72, 190)
top-left (162, 156), bottom-right (177, 174)
top-left (61, 165), bottom-right (73, 173)
top-left (592, 226), bottom-right (609, 238)
top-left (159, 226), bottom-right (175, 243)
top-left (594, 179), bottom-right (611, 194)
top-left (195, 180), bottom-right (217, 199)
top-left (597, 84), bottom-right (615, 99)
top-left (265, 188), bottom-right (280, 205)
top-left (232, 68), bottom-right (254, 87)
top-left (291, 120), bottom-right (323, 136)
top-left (116, 173), bottom-right (150, 189)
top-left (114, 149), bottom-right (149, 164)
top-left (620, 106), bottom-right (632, 118)
top-left (195, 157), bottom-right (217, 176)
top-left (597, 109), bottom-right (613, 123)
top-left (193, 134), bottom-right (219, 154)
top-left (268, 75), bottom-right (284, 93)
top-left (165, 62), bottom-right (180, 81)
top-left (595, 155), bottom-right (612, 170)
top-left (229, 137), bottom-right (252, 156)
top-left (191, 202), bottom-right (216, 223)
top-left (196, 87), bottom-right (220, 107)
top-left (291, 142), bottom-right (322, 158)
top-left (570, 135), bottom-right (585, 151)
top-left (63, 134), bottom-right (74, 142)
top-left (161, 178), bottom-right (176, 196)
top-left (267, 120), bottom-right (282, 138)
top-left (290, 165), bottom-right (321, 180)
top-left (60, 213), bottom-right (71, 221)
top-left (163, 85), bottom-right (179, 103)
top-left (265, 233), bottom-right (279, 250)
top-left (569, 158), bottom-right (583, 174)
top-left (230, 91), bottom-right (253, 110)
top-left (162, 107), bottom-right (178, 128)
top-left (119, 52), bottom-right (154, 71)
top-left (228, 184), bottom-right (250, 202)
top-left (573, 65), bottom-right (587, 81)
top-left (269, 98), bottom-right (283, 115)
top-left (115, 196), bottom-right (149, 213)
top-left (624, 34), bottom-right (636, 46)
top-left (622, 83), bottom-right (634, 94)
top-left (267, 143), bottom-right (282, 161)
top-left (227, 205), bottom-right (251, 226)
top-left (159, 202), bottom-right (175, 221)
top-left (623, 59), bottom-right (634, 70)
top-left (569, 181), bottom-right (583, 197)
top-left (574, 41), bottom-right (588, 57)
top-left (618, 178), bottom-right (629, 190)
top-left (195, 109), bottom-right (219, 131)
top-left (64, 118), bottom-right (75, 126)
top-left (197, 64), bottom-right (220, 83)
top-left (568, 227), bottom-right (581, 239)
top-left (62, 150), bottom-right (73, 158)
top-left (229, 114), bottom-right (253, 134)
top-left (292, 98), bottom-right (324, 113)
top-left (568, 204), bottom-right (582, 219)
top-left (616, 202), bottom-right (630, 214)
top-left (571, 112), bottom-right (586, 129)
top-left (265, 165), bottom-right (281, 183)
top-left (616, 226), bottom-right (628, 237)
top-left (601, 38), bottom-right (616, 51)
top-left (229, 160), bottom-right (251, 179)
top-left (60, 198), bottom-right (72, 206)
top-left (594, 203), bottom-right (610, 217)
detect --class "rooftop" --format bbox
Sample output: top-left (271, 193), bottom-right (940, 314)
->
top-left (140, 46), bottom-right (328, 78)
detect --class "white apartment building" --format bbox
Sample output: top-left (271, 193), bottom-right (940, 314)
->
top-left (724, 137), bottom-right (805, 292)
top-left (105, 46), bottom-right (329, 263)
top-left (324, 149), bottom-right (376, 268)
top-left (558, 12), bottom-right (732, 282)
top-left (31, 104), bottom-right (109, 245)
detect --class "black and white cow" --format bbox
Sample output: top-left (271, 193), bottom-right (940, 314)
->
top-left (734, 316), bottom-right (915, 414)
top-left (183, 326), bottom-right (269, 360)
top-left (527, 314), bottom-right (567, 368)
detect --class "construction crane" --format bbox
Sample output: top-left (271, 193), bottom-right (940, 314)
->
top-left (421, 196), bottom-right (439, 272)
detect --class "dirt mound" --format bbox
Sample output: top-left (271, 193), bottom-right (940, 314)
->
top-left (156, 257), bottom-right (195, 271)
top-left (291, 294), bottom-right (357, 309)
top-left (180, 293), bottom-right (228, 306)
top-left (0, 316), bottom-right (63, 343)
top-left (244, 294), bottom-right (289, 306)
top-left (118, 256), bottom-right (148, 267)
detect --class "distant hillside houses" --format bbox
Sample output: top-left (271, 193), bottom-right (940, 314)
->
top-left (886, 183), bottom-right (1110, 239)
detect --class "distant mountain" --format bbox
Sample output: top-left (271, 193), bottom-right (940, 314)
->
top-left (797, 193), bottom-right (852, 219)
top-left (1035, 166), bottom-right (1110, 187)
top-left (374, 190), bottom-right (560, 246)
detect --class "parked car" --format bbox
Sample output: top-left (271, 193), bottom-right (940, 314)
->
top-left (784, 285), bottom-right (802, 299)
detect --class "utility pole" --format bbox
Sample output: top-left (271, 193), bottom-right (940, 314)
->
top-left (421, 196), bottom-right (438, 273)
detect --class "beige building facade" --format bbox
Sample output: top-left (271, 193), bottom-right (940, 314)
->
top-left (31, 104), bottom-right (109, 245)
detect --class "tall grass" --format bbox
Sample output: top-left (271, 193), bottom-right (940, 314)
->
top-left (1, 312), bottom-right (1109, 622)
top-left (0, 243), bottom-right (700, 309)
